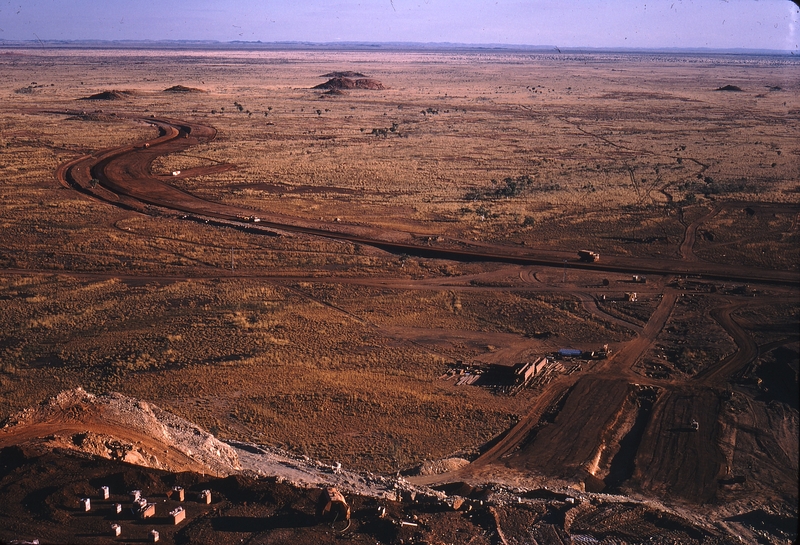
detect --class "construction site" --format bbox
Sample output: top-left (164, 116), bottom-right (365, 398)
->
top-left (0, 45), bottom-right (797, 544)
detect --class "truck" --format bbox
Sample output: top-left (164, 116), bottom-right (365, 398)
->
top-left (578, 250), bottom-right (600, 262)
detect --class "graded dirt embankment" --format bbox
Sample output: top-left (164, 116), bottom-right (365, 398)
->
top-left (629, 386), bottom-right (725, 503)
top-left (0, 388), bottom-right (239, 476)
top-left (0, 388), bottom-right (419, 501)
top-left (508, 377), bottom-right (632, 482)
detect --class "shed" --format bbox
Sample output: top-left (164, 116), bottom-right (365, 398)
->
top-left (515, 357), bottom-right (548, 383)
top-left (535, 358), bottom-right (549, 374)
top-left (138, 503), bottom-right (156, 519)
top-left (558, 349), bottom-right (582, 358)
top-left (170, 506), bottom-right (186, 524)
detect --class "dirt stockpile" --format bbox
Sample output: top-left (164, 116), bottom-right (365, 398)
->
top-left (79, 90), bottom-right (134, 100)
top-left (715, 85), bottom-right (743, 92)
top-left (407, 457), bottom-right (471, 476)
top-left (164, 85), bottom-right (205, 93)
top-left (66, 111), bottom-right (121, 122)
top-left (314, 77), bottom-right (385, 90)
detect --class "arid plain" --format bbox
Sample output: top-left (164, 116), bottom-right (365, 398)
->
top-left (0, 47), bottom-right (798, 543)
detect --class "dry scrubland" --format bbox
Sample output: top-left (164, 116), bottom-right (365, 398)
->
top-left (0, 48), bottom-right (798, 483)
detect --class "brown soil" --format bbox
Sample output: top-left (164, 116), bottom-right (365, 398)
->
top-left (0, 388), bottom-right (240, 476)
top-left (238, 182), bottom-right (360, 195)
top-left (0, 47), bottom-right (797, 545)
top-left (53, 114), bottom-right (798, 285)
top-left (505, 377), bottom-right (633, 482)
top-left (627, 386), bottom-right (725, 502)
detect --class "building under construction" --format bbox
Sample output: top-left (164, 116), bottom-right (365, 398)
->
top-left (512, 357), bottom-right (549, 385)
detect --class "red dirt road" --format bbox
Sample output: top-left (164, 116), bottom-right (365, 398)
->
top-left (600, 289), bottom-right (678, 376)
top-left (697, 302), bottom-right (759, 385)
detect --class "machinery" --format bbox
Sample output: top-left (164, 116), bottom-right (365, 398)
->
top-left (578, 250), bottom-right (600, 262)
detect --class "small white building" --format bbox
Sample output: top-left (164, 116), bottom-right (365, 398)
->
top-left (138, 503), bottom-right (156, 519)
top-left (170, 506), bottom-right (186, 524)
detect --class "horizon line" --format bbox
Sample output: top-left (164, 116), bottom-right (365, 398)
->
top-left (0, 39), bottom-right (795, 55)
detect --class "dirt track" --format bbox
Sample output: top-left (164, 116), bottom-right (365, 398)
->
top-left (680, 205), bottom-right (723, 262)
top-left (0, 419), bottom-right (210, 473)
top-left (601, 289), bottom-right (678, 376)
top-left (698, 302), bottom-right (759, 385)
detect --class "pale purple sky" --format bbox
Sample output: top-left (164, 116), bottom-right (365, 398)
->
top-left (1, 0), bottom-right (797, 51)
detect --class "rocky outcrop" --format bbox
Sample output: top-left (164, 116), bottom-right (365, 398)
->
top-left (313, 77), bottom-right (385, 90)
